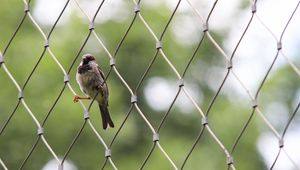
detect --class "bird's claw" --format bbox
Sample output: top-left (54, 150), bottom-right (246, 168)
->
top-left (73, 96), bottom-right (80, 103)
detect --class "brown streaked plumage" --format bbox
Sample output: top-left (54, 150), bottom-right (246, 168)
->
top-left (75, 54), bottom-right (114, 129)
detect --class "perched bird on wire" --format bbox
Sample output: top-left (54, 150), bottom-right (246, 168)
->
top-left (74, 54), bottom-right (114, 129)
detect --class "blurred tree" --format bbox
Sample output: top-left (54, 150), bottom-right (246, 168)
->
top-left (1, 0), bottom-right (299, 170)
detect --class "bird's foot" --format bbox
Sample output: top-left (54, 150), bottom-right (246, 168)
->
top-left (73, 96), bottom-right (80, 103)
top-left (73, 95), bottom-right (91, 103)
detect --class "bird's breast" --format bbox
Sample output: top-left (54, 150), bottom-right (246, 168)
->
top-left (76, 70), bottom-right (102, 100)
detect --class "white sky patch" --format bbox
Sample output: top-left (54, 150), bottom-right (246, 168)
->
top-left (167, 0), bottom-right (300, 96)
top-left (165, 0), bottom-right (191, 13)
top-left (177, 81), bottom-right (203, 113)
top-left (142, 0), bottom-right (164, 8)
top-left (33, 0), bottom-right (129, 25)
top-left (144, 77), bottom-right (175, 111)
top-left (206, 0), bottom-right (241, 31)
top-left (144, 77), bottom-right (201, 113)
top-left (292, 89), bottom-right (300, 109)
top-left (279, 11), bottom-right (300, 59)
top-left (89, 0), bottom-right (130, 23)
top-left (166, 0), bottom-right (242, 31)
top-left (254, 0), bottom-right (300, 59)
top-left (222, 0), bottom-right (300, 95)
top-left (257, 131), bottom-right (300, 170)
top-left (256, 0), bottom-right (300, 38)
top-left (264, 102), bottom-right (289, 128)
top-left (171, 14), bottom-right (202, 46)
top-left (33, 0), bottom-right (68, 25)
top-left (223, 15), bottom-right (273, 94)
top-left (42, 159), bottom-right (78, 170)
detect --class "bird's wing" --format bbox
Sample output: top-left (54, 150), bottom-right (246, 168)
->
top-left (97, 65), bottom-right (109, 103)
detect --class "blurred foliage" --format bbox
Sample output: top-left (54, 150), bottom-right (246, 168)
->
top-left (0, 0), bottom-right (299, 170)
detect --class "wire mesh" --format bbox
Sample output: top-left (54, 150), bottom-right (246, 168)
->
top-left (0, 0), bottom-right (300, 169)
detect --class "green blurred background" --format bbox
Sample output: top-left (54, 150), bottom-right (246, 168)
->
top-left (1, 0), bottom-right (300, 169)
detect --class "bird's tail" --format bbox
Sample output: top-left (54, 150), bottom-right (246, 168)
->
top-left (99, 104), bottom-right (114, 130)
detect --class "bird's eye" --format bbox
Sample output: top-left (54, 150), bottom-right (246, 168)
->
top-left (88, 56), bottom-right (95, 60)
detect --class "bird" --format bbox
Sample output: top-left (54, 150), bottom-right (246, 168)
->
top-left (74, 54), bottom-right (114, 129)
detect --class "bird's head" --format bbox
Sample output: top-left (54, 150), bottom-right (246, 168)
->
top-left (82, 54), bottom-right (96, 65)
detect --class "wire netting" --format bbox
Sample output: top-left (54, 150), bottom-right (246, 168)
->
top-left (1, 0), bottom-right (300, 169)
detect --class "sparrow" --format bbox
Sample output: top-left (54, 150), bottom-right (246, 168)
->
top-left (74, 54), bottom-right (114, 129)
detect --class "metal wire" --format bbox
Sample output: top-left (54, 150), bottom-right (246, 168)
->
top-left (1, 0), bottom-right (300, 169)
